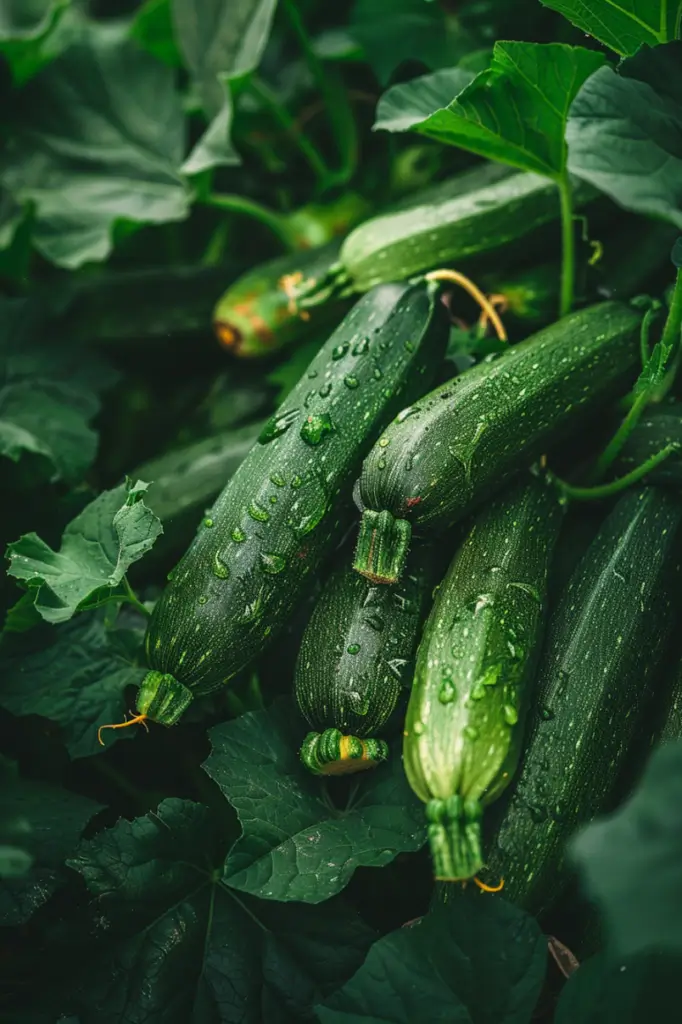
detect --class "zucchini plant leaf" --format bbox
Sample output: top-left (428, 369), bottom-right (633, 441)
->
top-left (571, 739), bottom-right (682, 956)
top-left (65, 797), bottom-right (375, 1024)
top-left (0, 613), bottom-right (148, 758)
top-left (567, 42), bottom-right (682, 228)
top-left (130, 0), bottom-right (181, 68)
top-left (375, 66), bottom-right (475, 132)
top-left (204, 699), bottom-right (426, 903)
top-left (554, 950), bottom-right (682, 1023)
top-left (350, 0), bottom-right (477, 84)
top-left (540, 0), bottom-right (682, 57)
top-left (0, 757), bottom-right (102, 926)
top-left (316, 892), bottom-right (546, 1024)
top-left (0, 22), bottom-right (190, 268)
top-left (374, 41), bottom-right (606, 181)
top-left (6, 480), bottom-right (162, 625)
top-left (173, 0), bottom-right (278, 173)
top-left (0, 0), bottom-right (73, 84)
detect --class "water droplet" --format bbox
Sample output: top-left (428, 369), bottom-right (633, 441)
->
top-left (404, 339), bottom-right (415, 352)
top-left (198, 596), bottom-right (208, 605)
top-left (332, 342), bottom-right (349, 360)
top-left (308, 368), bottom-right (318, 378)
top-left (261, 552), bottom-right (287, 574)
top-left (319, 382), bottom-right (332, 398)
top-left (248, 501), bottom-right (270, 523)
top-left (204, 517), bottom-right (214, 528)
top-left (439, 681), bottom-right (456, 704)
top-left (344, 375), bottom-right (359, 389)
top-left (353, 337), bottom-right (369, 355)
top-left (539, 705), bottom-right (555, 721)
top-left (166, 569), bottom-right (176, 582)
top-left (413, 720), bottom-right (425, 736)
top-left (463, 725), bottom-right (479, 741)
top-left (503, 704), bottom-right (519, 726)
top-left (232, 526), bottom-right (247, 543)
top-left (270, 472), bottom-right (286, 487)
top-left (382, 388), bottom-right (393, 399)
top-left (347, 643), bottom-right (361, 655)
top-left (379, 437), bottom-right (390, 448)
top-left (364, 613), bottom-right (384, 632)
top-left (258, 408), bottom-right (299, 444)
top-left (300, 412), bottom-right (335, 445)
top-left (396, 406), bottom-right (416, 424)
top-left (471, 681), bottom-right (487, 701)
top-left (269, 495), bottom-right (278, 504)
top-left (377, 458), bottom-right (386, 470)
top-left (373, 367), bottom-right (382, 380)
top-left (212, 554), bottom-right (229, 579)
top-left (291, 475), bottom-right (303, 488)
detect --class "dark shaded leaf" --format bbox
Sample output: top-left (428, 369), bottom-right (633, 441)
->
top-left (316, 893), bottom-right (546, 1023)
top-left (540, 0), bottom-right (682, 57)
top-left (567, 42), bottom-right (682, 228)
top-left (130, 0), bottom-right (181, 67)
top-left (555, 950), bottom-right (682, 1023)
top-left (0, 613), bottom-right (148, 758)
top-left (571, 739), bottom-right (682, 956)
top-left (204, 700), bottom-right (426, 903)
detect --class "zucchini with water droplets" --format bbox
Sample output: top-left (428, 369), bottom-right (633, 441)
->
top-left (483, 486), bottom-right (682, 915)
top-left (131, 281), bottom-right (449, 727)
top-left (353, 301), bottom-right (642, 584)
top-left (403, 476), bottom-right (563, 882)
top-left (295, 543), bottom-right (437, 775)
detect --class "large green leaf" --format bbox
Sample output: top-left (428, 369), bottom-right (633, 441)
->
top-left (130, 0), bottom-right (181, 67)
top-left (204, 700), bottom-right (426, 903)
top-left (555, 951), bottom-right (682, 1023)
top-left (316, 892), bottom-right (546, 1023)
top-left (7, 480), bottom-right (162, 625)
top-left (173, 0), bottom-right (277, 172)
top-left (0, 757), bottom-right (101, 925)
top-left (541, 0), bottom-right (682, 56)
top-left (0, 613), bottom-right (148, 758)
top-left (374, 41), bottom-right (606, 181)
top-left (64, 798), bottom-right (375, 1024)
top-left (0, 23), bottom-right (190, 268)
top-left (567, 42), bottom-right (682, 229)
top-left (375, 67), bottom-right (475, 132)
top-left (0, 297), bottom-right (116, 482)
top-left (0, 0), bottom-right (74, 83)
top-left (571, 739), bottom-right (682, 956)
top-left (350, 0), bottom-right (477, 84)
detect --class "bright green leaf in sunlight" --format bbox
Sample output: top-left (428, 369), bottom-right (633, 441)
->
top-left (541, 0), bottom-right (682, 57)
top-left (0, 613), bottom-right (148, 758)
top-left (571, 739), bottom-right (682, 956)
top-left (375, 41), bottom-right (606, 182)
top-left (204, 699), bottom-right (426, 903)
top-left (0, 757), bottom-right (101, 925)
top-left (350, 0), bottom-right (477, 84)
top-left (567, 42), bottom-right (682, 229)
top-left (555, 950), bottom-right (682, 1023)
top-left (173, 0), bottom-right (278, 174)
top-left (64, 798), bottom-right (374, 1024)
top-left (6, 480), bottom-right (162, 625)
top-left (0, 23), bottom-right (190, 268)
top-left (316, 892), bottom-right (546, 1024)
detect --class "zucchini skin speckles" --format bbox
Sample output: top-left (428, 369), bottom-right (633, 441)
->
top-left (403, 477), bottom-right (563, 882)
top-left (484, 486), bottom-right (682, 916)
top-left (295, 544), bottom-right (436, 774)
top-left (139, 281), bottom-right (449, 724)
top-left (354, 301), bottom-right (642, 584)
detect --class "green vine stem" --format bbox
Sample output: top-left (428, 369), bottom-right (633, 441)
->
top-left (122, 577), bottom-right (152, 619)
top-left (550, 443), bottom-right (680, 503)
top-left (249, 75), bottom-right (331, 183)
top-left (203, 193), bottom-right (297, 250)
top-left (557, 173), bottom-right (575, 318)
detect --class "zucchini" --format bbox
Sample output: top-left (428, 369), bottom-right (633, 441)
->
top-left (403, 476), bottom-right (563, 881)
top-left (213, 241), bottom-right (348, 358)
top-left (482, 486), bottom-right (682, 915)
top-left (353, 301), bottom-right (642, 585)
top-left (613, 404), bottom-right (682, 487)
top-left (306, 169), bottom-right (595, 299)
top-left (295, 543), bottom-right (436, 776)
top-left (134, 281), bottom-right (449, 727)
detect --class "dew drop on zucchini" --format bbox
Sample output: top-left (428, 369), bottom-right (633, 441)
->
top-left (300, 412), bottom-right (335, 445)
top-left (347, 643), bottom-right (361, 655)
top-left (232, 526), bottom-right (247, 542)
top-left (258, 408), bottom-right (299, 444)
top-left (331, 342), bottom-right (349, 360)
top-left (344, 376), bottom-right (359, 389)
top-left (260, 552), bottom-right (287, 574)
top-left (248, 501), bottom-right (270, 523)
top-left (212, 554), bottom-right (229, 579)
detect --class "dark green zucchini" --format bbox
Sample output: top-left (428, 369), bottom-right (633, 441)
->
top-left (613, 404), bottom-right (682, 487)
top-left (132, 281), bottom-right (449, 728)
top-left (213, 241), bottom-right (348, 358)
top-left (353, 301), bottom-right (642, 584)
top-left (295, 543), bottom-right (437, 776)
top-left (303, 169), bottom-right (595, 300)
top-left (482, 486), bottom-right (682, 915)
top-left (403, 476), bottom-right (563, 882)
